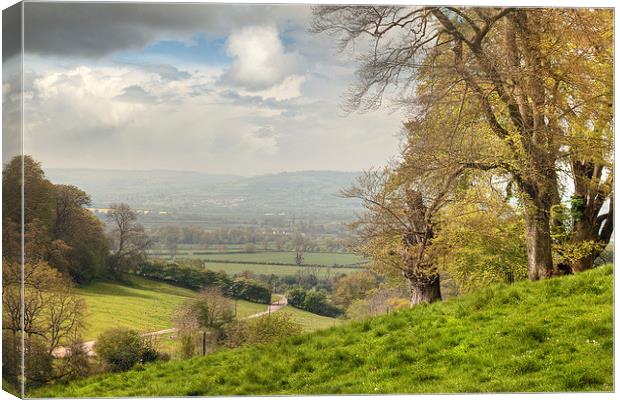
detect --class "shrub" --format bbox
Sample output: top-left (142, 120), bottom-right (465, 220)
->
top-left (303, 290), bottom-right (328, 313)
top-left (286, 287), bottom-right (343, 317)
top-left (286, 286), bottom-right (306, 308)
top-left (24, 337), bottom-right (54, 388)
top-left (94, 328), bottom-right (160, 372)
top-left (178, 332), bottom-right (196, 359)
top-left (303, 289), bottom-right (343, 317)
top-left (56, 341), bottom-right (92, 383)
top-left (223, 312), bottom-right (302, 348)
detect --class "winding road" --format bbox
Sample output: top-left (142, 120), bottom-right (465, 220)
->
top-left (52, 296), bottom-right (288, 358)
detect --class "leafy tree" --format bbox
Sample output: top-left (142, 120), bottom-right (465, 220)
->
top-left (52, 184), bottom-right (108, 282)
top-left (331, 271), bottom-right (379, 309)
top-left (313, 7), bottom-right (613, 278)
top-left (432, 182), bottom-right (529, 293)
top-left (2, 155), bottom-right (109, 282)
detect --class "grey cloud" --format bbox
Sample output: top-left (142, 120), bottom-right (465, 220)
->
top-left (188, 84), bottom-right (212, 97)
top-left (135, 64), bottom-right (191, 81)
top-left (3, 3), bottom-right (21, 64)
top-left (253, 126), bottom-right (277, 138)
top-left (220, 89), bottom-right (285, 109)
top-left (15, 3), bottom-right (311, 59)
top-left (114, 85), bottom-right (157, 103)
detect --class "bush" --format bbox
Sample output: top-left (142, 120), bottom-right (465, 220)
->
top-left (56, 341), bottom-right (92, 384)
top-left (223, 312), bottom-right (302, 348)
top-left (286, 287), bottom-right (343, 317)
top-left (303, 290), bottom-right (328, 313)
top-left (94, 328), bottom-right (161, 372)
top-left (178, 333), bottom-right (196, 359)
top-left (287, 286), bottom-right (306, 308)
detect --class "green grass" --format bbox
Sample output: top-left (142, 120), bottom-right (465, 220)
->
top-left (234, 299), bottom-right (267, 318)
top-left (279, 306), bottom-right (345, 332)
top-left (38, 264), bottom-right (613, 396)
top-left (76, 276), bottom-right (196, 340)
top-left (204, 261), bottom-right (361, 277)
top-left (76, 276), bottom-right (267, 340)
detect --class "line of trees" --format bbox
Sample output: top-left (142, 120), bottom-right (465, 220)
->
top-left (152, 225), bottom-right (349, 256)
top-left (313, 6), bottom-right (613, 303)
top-left (135, 260), bottom-right (272, 304)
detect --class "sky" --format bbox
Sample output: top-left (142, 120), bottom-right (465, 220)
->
top-left (3, 3), bottom-right (404, 176)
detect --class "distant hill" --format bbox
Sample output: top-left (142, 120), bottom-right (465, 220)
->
top-left (45, 168), bottom-right (363, 224)
top-left (35, 265), bottom-right (613, 396)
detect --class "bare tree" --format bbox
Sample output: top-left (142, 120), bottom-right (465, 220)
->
top-left (172, 288), bottom-right (235, 339)
top-left (106, 203), bottom-right (150, 277)
top-left (2, 260), bottom-right (86, 387)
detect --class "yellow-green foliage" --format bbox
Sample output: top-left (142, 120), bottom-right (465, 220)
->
top-left (432, 185), bottom-right (528, 293)
top-left (224, 312), bottom-right (302, 348)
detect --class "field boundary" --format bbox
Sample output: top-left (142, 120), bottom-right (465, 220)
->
top-left (198, 258), bottom-right (366, 269)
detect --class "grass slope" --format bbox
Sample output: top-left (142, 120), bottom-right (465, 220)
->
top-left (40, 265), bottom-right (613, 396)
top-left (278, 306), bottom-right (345, 333)
top-left (77, 276), bottom-right (266, 340)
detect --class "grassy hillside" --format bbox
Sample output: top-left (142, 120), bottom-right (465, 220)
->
top-left (76, 276), bottom-right (266, 340)
top-left (278, 306), bottom-right (345, 333)
top-left (38, 264), bottom-right (613, 396)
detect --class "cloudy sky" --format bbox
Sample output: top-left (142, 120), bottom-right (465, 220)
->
top-left (4, 3), bottom-right (403, 176)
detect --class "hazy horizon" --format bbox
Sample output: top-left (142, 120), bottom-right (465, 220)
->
top-left (43, 165), bottom-right (365, 179)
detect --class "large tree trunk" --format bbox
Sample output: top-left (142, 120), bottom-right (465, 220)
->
top-left (524, 204), bottom-right (554, 280)
top-left (570, 198), bottom-right (613, 272)
top-left (569, 160), bottom-right (613, 272)
top-left (570, 218), bottom-right (597, 273)
top-left (410, 274), bottom-right (442, 305)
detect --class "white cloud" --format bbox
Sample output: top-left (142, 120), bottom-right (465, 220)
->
top-left (21, 52), bottom-right (401, 176)
top-left (222, 26), bottom-right (301, 91)
top-left (241, 75), bottom-right (306, 101)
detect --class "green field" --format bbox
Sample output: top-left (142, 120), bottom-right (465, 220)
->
top-left (203, 262), bottom-right (361, 277)
top-left (76, 276), bottom-right (267, 340)
top-left (148, 248), bottom-right (367, 277)
top-left (39, 265), bottom-right (613, 397)
top-left (192, 251), bottom-right (366, 266)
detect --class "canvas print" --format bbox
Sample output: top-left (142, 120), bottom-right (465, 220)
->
top-left (1, 2), bottom-right (614, 397)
